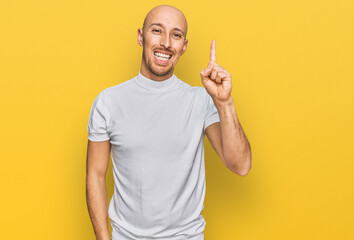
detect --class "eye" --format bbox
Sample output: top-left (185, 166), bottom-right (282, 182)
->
top-left (173, 33), bottom-right (182, 38)
top-left (152, 29), bottom-right (160, 33)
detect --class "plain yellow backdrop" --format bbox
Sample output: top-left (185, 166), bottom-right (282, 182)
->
top-left (0, 0), bottom-right (353, 239)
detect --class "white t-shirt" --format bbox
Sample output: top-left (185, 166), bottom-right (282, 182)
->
top-left (87, 72), bottom-right (220, 240)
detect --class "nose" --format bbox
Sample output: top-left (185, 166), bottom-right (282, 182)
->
top-left (160, 32), bottom-right (171, 49)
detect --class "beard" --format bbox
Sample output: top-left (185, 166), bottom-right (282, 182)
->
top-left (143, 51), bottom-right (174, 77)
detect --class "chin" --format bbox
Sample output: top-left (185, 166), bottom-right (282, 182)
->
top-left (152, 71), bottom-right (171, 77)
top-left (150, 65), bottom-right (173, 77)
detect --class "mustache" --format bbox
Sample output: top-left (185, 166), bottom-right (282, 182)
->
top-left (153, 49), bottom-right (174, 55)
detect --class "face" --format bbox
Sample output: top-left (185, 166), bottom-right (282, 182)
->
top-left (137, 7), bottom-right (188, 80)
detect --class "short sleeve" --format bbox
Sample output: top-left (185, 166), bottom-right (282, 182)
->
top-left (203, 88), bottom-right (220, 131)
top-left (87, 90), bottom-right (110, 142)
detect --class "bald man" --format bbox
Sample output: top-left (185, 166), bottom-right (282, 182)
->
top-left (86, 5), bottom-right (252, 240)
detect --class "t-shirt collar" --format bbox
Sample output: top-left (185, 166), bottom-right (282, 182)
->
top-left (134, 71), bottom-right (179, 91)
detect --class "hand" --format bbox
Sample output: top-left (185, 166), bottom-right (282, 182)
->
top-left (200, 40), bottom-right (232, 102)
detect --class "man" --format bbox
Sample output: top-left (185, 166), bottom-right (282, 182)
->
top-left (86, 5), bottom-right (252, 240)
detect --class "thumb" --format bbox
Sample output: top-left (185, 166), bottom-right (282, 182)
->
top-left (202, 66), bottom-right (212, 76)
top-left (200, 67), bottom-right (212, 81)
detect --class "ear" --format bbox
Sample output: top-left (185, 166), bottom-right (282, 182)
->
top-left (181, 38), bottom-right (188, 55)
top-left (137, 28), bottom-right (143, 46)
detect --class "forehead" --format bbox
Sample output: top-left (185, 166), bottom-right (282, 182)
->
top-left (145, 8), bottom-right (187, 32)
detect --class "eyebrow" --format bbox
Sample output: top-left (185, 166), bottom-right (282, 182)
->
top-left (149, 23), bottom-right (185, 37)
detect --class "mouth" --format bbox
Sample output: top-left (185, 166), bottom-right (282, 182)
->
top-left (153, 50), bottom-right (173, 65)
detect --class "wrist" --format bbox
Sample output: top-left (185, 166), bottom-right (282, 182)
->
top-left (213, 96), bottom-right (234, 108)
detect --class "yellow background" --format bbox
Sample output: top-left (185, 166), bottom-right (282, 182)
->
top-left (1, 0), bottom-right (353, 239)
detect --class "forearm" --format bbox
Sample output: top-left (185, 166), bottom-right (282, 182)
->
top-left (86, 175), bottom-right (110, 240)
top-left (213, 96), bottom-right (252, 175)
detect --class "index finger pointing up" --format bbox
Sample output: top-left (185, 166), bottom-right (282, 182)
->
top-left (209, 39), bottom-right (216, 63)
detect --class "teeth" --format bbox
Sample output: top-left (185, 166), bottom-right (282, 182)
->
top-left (154, 51), bottom-right (172, 59)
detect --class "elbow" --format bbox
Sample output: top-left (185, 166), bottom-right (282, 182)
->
top-left (236, 164), bottom-right (251, 176)
top-left (237, 167), bottom-right (251, 176)
top-left (232, 154), bottom-right (252, 177)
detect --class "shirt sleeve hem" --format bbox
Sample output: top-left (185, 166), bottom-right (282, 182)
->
top-left (88, 133), bottom-right (110, 142)
top-left (204, 114), bottom-right (220, 131)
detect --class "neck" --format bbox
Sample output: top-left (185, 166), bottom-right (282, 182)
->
top-left (134, 71), bottom-right (179, 92)
top-left (140, 63), bottom-right (174, 81)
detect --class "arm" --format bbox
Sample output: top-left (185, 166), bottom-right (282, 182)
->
top-left (201, 40), bottom-right (251, 176)
top-left (86, 139), bottom-right (111, 240)
top-left (206, 97), bottom-right (252, 176)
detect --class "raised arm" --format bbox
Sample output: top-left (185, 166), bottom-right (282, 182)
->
top-left (201, 40), bottom-right (252, 176)
top-left (86, 139), bottom-right (111, 240)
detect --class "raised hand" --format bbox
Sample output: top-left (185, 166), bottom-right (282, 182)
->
top-left (200, 40), bottom-right (232, 102)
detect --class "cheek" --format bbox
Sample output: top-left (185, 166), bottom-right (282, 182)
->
top-left (143, 36), bottom-right (155, 47)
top-left (176, 42), bottom-right (185, 53)
top-left (146, 34), bottom-right (161, 44)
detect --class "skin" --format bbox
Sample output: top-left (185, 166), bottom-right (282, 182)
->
top-left (137, 5), bottom-right (188, 81)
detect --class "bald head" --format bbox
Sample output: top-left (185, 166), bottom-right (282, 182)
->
top-left (142, 5), bottom-right (188, 38)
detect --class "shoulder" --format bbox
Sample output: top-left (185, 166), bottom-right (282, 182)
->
top-left (193, 86), bottom-right (210, 102)
top-left (89, 78), bottom-right (135, 110)
top-left (104, 79), bottom-right (133, 96)
top-left (173, 77), bottom-right (210, 104)
top-left (197, 86), bottom-right (208, 95)
top-left (179, 83), bottom-right (209, 110)
top-left (93, 77), bottom-right (135, 103)
top-left (174, 76), bottom-right (206, 94)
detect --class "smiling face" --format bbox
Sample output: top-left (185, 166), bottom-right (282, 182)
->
top-left (137, 5), bottom-right (188, 81)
